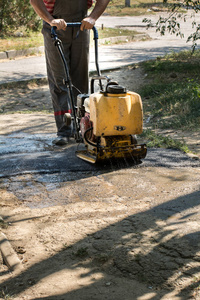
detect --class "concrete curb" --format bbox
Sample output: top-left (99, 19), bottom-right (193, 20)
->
top-left (0, 46), bottom-right (44, 60)
top-left (98, 34), bottom-right (149, 45)
top-left (0, 232), bottom-right (23, 271)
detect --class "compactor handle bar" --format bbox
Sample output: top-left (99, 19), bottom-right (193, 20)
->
top-left (51, 22), bottom-right (99, 39)
top-left (51, 23), bottom-right (101, 78)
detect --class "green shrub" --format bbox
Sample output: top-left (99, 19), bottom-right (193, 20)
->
top-left (0, 0), bottom-right (42, 35)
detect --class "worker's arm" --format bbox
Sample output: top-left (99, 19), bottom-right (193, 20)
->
top-left (80, 0), bottom-right (110, 31)
top-left (30, 0), bottom-right (67, 30)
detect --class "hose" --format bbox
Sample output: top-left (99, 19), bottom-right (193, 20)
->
top-left (84, 127), bottom-right (101, 148)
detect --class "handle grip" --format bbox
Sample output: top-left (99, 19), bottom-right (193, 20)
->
top-left (51, 23), bottom-right (98, 40)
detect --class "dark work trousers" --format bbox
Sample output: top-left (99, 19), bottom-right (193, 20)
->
top-left (42, 3), bottom-right (89, 137)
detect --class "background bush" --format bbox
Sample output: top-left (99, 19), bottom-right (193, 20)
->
top-left (0, 0), bottom-right (42, 35)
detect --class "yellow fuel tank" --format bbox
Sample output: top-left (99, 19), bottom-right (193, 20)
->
top-left (89, 91), bottom-right (143, 136)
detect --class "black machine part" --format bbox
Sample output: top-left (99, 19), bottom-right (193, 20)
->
top-left (106, 82), bottom-right (127, 94)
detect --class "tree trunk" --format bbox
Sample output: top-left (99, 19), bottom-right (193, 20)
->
top-left (125, 0), bottom-right (131, 7)
top-left (0, 0), bottom-right (6, 31)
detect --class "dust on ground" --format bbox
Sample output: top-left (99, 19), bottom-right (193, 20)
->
top-left (0, 66), bottom-right (200, 300)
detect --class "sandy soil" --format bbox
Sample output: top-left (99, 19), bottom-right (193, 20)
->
top-left (0, 66), bottom-right (200, 300)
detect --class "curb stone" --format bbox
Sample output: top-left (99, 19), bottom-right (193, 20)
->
top-left (6, 46), bottom-right (45, 59)
top-left (99, 34), bottom-right (149, 44)
top-left (0, 232), bottom-right (23, 271)
top-left (0, 52), bottom-right (7, 60)
top-left (0, 46), bottom-right (45, 60)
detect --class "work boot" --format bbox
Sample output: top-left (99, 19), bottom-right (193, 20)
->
top-left (52, 136), bottom-right (69, 146)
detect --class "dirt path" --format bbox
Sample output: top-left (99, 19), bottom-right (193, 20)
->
top-left (1, 160), bottom-right (200, 300)
top-left (0, 66), bottom-right (200, 300)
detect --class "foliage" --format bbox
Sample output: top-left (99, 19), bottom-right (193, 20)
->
top-left (0, 0), bottom-right (42, 35)
top-left (143, 0), bottom-right (200, 51)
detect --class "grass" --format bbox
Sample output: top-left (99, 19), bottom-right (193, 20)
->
top-left (139, 50), bottom-right (200, 132)
top-left (139, 129), bottom-right (190, 153)
top-left (0, 32), bottom-right (44, 52)
top-left (104, 0), bottom-right (169, 16)
top-left (95, 27), bottom-right (139, 39)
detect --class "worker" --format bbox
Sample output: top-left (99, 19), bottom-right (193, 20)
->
top-left (30, 0), bottom-right (110, 145)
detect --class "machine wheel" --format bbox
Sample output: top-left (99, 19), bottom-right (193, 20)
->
top-left (64, 113), bottom-right (71, 126)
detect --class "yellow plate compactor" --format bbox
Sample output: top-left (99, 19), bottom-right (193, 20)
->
top-left (51, 24), bottom-right (147, 164)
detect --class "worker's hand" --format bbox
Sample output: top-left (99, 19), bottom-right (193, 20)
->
top-left (50, 19), bottom-right (67, 30)
top-left (80, 17), bottom-right (95, 31)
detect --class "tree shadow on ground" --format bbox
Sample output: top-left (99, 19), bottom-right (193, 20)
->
top-left (1, 188), bottom-right (200, 299)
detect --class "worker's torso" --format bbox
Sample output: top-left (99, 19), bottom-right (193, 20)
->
top-left (52, 0), bottom-right (88, 18)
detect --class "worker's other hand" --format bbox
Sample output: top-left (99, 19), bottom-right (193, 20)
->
top-left (80, 17), bottom-right (95, 31)
top-left (50, 19), bottom-right (67, 30)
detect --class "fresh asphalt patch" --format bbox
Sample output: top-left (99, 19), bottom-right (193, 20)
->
top-left (0, 132), bottom-right (199, 177)
top-left (0, 145), bottom-right (199, 178)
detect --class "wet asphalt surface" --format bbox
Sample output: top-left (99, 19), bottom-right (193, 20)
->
top-left (0, 132), bottom-right (199, 178)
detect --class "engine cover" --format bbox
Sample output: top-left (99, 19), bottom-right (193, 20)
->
top-left (89, 90), bottom-right (143, 137)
